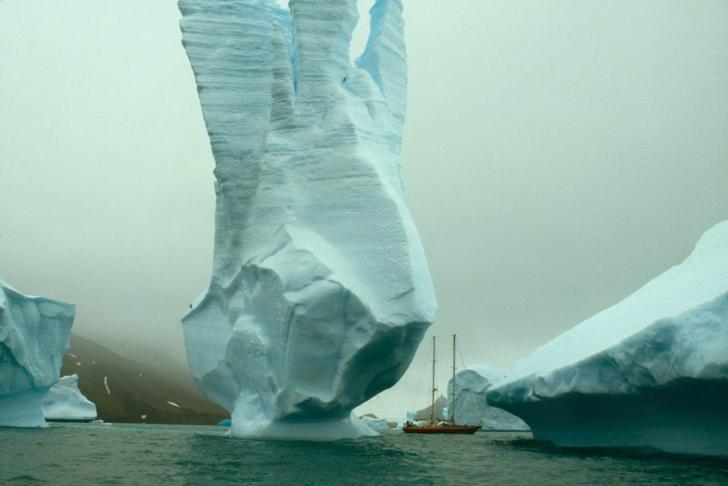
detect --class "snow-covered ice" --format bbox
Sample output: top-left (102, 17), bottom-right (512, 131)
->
top-left (488, 221), bottom-right (728, 456)
top-left (447, 366), bottom-right (528, 430)
top-left (0, 279), bottom-right (74, 427)
top-left (361, 416), bottom-right (389, 432)
top-left (43, 374), bottom-right (97, 422)
top-left (178, 0), bottom-right (436, 440)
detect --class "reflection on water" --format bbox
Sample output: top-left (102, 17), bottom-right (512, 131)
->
top-left (0, 424), bottom-right (726, 485)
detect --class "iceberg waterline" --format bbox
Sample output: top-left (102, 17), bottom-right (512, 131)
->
top-left (178, 0), bottom-right (436, 440)
top-left (0, 279), bottom-right (74, 427)
top-left (488, 221), bottom-right (728, 457)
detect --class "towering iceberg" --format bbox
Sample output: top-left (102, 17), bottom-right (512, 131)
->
top-left (178, 0), bottom-right (437, 439)
top-left (0, 279), bottom-right (74, 427)
top-left (43, 374), bottom-right (97, 422)
top-left (487, 221), bottom-right (728, 457)
top-left (447, 366), bottom-right (528, 431)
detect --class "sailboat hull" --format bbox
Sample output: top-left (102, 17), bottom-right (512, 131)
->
top-left (405, 334), bottom-right (481, 436)
top-left (403, 424), bottom-right (481, 434)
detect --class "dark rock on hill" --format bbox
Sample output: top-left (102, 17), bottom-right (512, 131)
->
top-left (61, 334), bottom-right (227, 425)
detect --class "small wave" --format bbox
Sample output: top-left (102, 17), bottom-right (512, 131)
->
top-left (7, 474), bottom-right (47, 483)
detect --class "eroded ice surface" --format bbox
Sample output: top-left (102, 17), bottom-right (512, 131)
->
top-left (43, 374), bottom-right (97, 422)
top-left (488, 221), bottom-right (728, 456)
top-left (178, 0), bottom-right (436, 440)
top-left (447, 366), bottom-right (528, 431)
top-left (0, 279), bottom-right (74, 427)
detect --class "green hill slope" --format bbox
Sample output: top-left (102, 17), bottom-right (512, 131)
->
top-left (62, 334), bottom-right (227, 425)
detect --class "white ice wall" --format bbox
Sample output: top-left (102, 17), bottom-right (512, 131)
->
top-left (178, 0), bottom-right (436, 439)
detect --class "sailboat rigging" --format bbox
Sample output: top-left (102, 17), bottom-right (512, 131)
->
top-left (403, 334), bottom-right (481, 434)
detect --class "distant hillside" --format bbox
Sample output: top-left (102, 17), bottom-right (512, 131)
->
top-left (61, 334), bottom-right (227, 425)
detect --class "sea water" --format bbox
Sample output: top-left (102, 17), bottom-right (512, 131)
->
top-left (1, 424), bottom-right (727, 485)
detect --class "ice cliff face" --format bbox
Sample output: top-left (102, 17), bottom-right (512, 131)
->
top-left (447, 366), bottom-right (528, 431)
top-left (0, 279), bottom-right (74, 427)
top-left (178, 0), bottom-right (437, 439)
top-left (488, 221), bottom-right (728, 456)
top-left (43, 374), bottom-right (97, 422)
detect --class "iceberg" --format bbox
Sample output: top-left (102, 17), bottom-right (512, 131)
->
top-left (361, 415), bottom-right (389, 432)
top-left (0, 279), bottom-right (74, 427)
top-left (359, 414), bottom-right (389, 432)
top-left (178, 0), bottom-right (436, 440)
top-left (414, 395), bottom-right (447, 421)
top-left (447, 366), bottom-right (529, 431)
top-left (487, 221), bottom-right (728, 456)
top-left (43, 374), bottom-right (97, 422)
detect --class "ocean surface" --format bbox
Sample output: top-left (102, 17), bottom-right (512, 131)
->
top-left (1, 424), bottom-right (727, 485)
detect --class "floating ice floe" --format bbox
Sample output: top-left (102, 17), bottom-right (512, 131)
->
top-left (447, 366), bottom-right (529, 431)
top-left (488, 221), bottom-right (728, 457)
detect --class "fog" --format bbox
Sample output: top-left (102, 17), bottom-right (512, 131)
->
top-left (1, 0), bottom-right (726, 418)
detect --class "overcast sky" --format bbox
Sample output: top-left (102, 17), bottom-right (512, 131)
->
top-left (1, 0), bottom-right (726, 418)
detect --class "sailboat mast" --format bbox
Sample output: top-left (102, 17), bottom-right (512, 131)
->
top-left (431, 335), bottom-right (436, 424)
top-left (452, 334), bottom-right (456, 424)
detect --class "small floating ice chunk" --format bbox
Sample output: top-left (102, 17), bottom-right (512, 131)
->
top-left (361, 416), bottom-right (389, 432)
top-left (43, 374), bottom-right (97, 421)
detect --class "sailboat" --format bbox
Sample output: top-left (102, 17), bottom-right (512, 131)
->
top-left (403, 335), bottom-right (482, 434)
